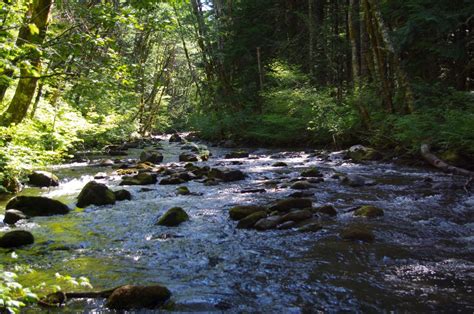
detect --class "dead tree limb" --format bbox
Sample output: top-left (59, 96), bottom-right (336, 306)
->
top-left (420, 144), bottom-right (474, 177)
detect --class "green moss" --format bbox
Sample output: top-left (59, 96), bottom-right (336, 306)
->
top-left (354, 205), bottom-right (384, 218)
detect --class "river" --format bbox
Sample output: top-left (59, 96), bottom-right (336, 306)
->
top-left (1, 136), bottom-right (473, 312)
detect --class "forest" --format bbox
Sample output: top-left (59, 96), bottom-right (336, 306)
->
top-left (0, 0), bottom-right (473, 312)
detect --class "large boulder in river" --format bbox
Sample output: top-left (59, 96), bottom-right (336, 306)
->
top-left (6, 196), bottom-right (70, 216)
top-left (3, 209), bottom-right (28, 224)
top-left (0, 230), bottom-right (34, 248)
top-left (169, 133), bottom-right (183, 143)
top-left (28, 171), bottom-right (59, 187)
top-left (139, 151), bottom-right (163, 164)
top-left (229, 205), bottom-right (267, 220)
top-left (106, 285), bottom-right (171, 310)
top-left (354, 205), bottom-right (384, 218)
top-left (269, 198), bottom-right (312, 212)
top-left (120, 173), bottom-right (157, 186)
top-left (347, 145), bottom-right (382, 162)
top-left (77, 181), bottom-right (116, 208)
top-left (156, 207), bottom-right (189, 227)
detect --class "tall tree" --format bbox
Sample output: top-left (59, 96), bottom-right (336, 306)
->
top-left (1, 0), bottom-right (52, 126)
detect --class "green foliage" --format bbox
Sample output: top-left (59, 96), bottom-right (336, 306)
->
top-left (368, 86), bottom-right (474, 155)
top-left (0, 250), bottom-right (90, 313)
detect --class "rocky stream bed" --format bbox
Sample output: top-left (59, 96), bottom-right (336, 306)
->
top-left (1, 134), bottom-right (473, 312)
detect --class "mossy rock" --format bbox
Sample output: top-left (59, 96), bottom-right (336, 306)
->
top-left (354, 205), bottom-right (384, 218)
top-left (229, 205), bottom-right (267, 220)
top-left (269, 198), bottom-right (312, 212)
top-left (169, 133), bottom-right (183, 143)
top-left (255, 216), bottom-right (283, 230)
top-left (106, 285), bottom-right (171, 310)
top-left (177, 186), bottom-right (190, 195)
top-left (160, 177), bottom-right (185, 185)
top-left (77, 181), bottom-right (116, 208)
top-left (179, 152), bottom-right (199, 162)
top-left (290, 181), bottom-right (313, 190)
top-left (297, 222), bottom-right (323, 233)
top-left (120, 173), bottom-right (157, 186)
top-left (139, 151), bottom-right (163, 164)
top-left (3, 209), bottom-right (28, 224)
top-left (114, 189), bottom-right (132, 201)
top-left (225, 150), bottom-right (249, 159)
top-left (6, 196), bottom-right (70, 216)
top-left (237, 211), bottom-right (267, 229)
top-left (156, 207), bottom-right (189, 227)
top-left (0, 230), bottom-right (34, 248)
top-left (300, 167), bottom-right (322, 177)
top-left (313, 205), bottom-right (337, 216)
top-left (28, 171), bottom-right (59, 187)
top-left (340, 226), bottom-right (375, 242)
top-left (348, 145), bottom-right (382, 162)
top-left (280, 209), bottom-right (313, 223)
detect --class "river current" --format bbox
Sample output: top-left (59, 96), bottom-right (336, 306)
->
top-left (1, 136), bottom-right (473, 312)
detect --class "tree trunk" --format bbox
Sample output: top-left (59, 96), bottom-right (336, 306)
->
top-left (368, 0), bottom-right (414, 113)
top-left (421, 144), bottom-right (474, 177)
top-left (362, 0), bottom-right (393, 113)
top-left (0, 0), bottom-right (52, 126)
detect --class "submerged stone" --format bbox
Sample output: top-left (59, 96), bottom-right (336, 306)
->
top-left (340, 226), bottom-right (375, 242)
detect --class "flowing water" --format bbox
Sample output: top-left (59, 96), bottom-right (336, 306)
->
top-left (1, 137), bottom-right (473, 312)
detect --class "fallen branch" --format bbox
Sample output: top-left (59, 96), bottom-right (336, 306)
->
top-left (420, 144), bottom-right (474, 177)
